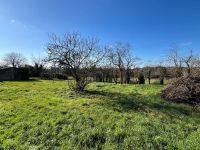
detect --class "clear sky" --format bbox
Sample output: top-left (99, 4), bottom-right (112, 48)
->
top-left (0, 0), bottom-right (200, 64)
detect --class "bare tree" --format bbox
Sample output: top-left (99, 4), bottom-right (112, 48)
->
top-left (31, 55), bottom-right (44, 66)
top-left (188, 54), bottom-right (200, 76)
top-left (108, 43), bottom-right (123, 84)
top-left (168, 45), bottom-right (183, 77)
top-left (145, 66), bottom-right (153, 84)
top-left (3, 52), bottom-right (26, 68)
top-left (0, 59), bottom-right (5, 69)
top-left (182, 49), bottom-right (197, 75)
top-left (46, 31), bottom-right (106, 92)
top-left (158, 64), bottom-right (167, 84)
top-left (143, 61), bottom-right (154, 85)
top-left (124, 50), bottom-right (138, 84)
top-left (194, 57), bottom-right (200, 67)
top-left (31, 55), bottom-right (44, 77)
top-left (108, 42), bottom-right (133, 84)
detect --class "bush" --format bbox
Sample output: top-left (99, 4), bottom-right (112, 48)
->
top-left (162, 76), bottom-right (200, 104)
top-left (138, 73), bottom-right (145, 84)
top-left (55, 74), bottom-right (68, 80)
top-left (15, 68), bottom-right (29, 80)
top-left (41, 73), bottom-right (52, 80)
top-left (160, 78), bottom-right (164, 85)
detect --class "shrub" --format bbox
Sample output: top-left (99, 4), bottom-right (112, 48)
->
top-left (55, 74), bottom-right (68, 80)
top-left (162, 76), bottom-right (200, 104)
top-left (138, 73), bottom-right (145, 84)
top-left (160, 78), bottom-right (164, 85)
top-left (41, 73), bottom-right (52, 80)
top-left (15, 68), bottom-right (29, 80)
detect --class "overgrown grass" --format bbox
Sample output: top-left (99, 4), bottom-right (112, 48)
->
top-left (0, 80), bottom-right (199, 149)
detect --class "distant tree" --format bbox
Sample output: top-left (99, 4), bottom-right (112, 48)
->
top-left (108, 42), bottom-right (125, 84)
top-left (143, 65), bottom-right (153, 84)
top-left (31, 55), bottom-right (44, 77)
top-left (124, 51), bottom-right (138, 84)
top-left (33, 63), bottom-right (43, 77)
top-left (105, 56), bottom-right (119, 84)
top-left (193, 56), bottom-right (200, 75)
top-left (168, 45), bottom-right (183, 77)
top-left (158, 66), bottom-right (167, 84)
top-left (108, 42), bottom-right (136, 84)
top-left (3, 52), bottom-right (26, 68)
top-left (46, 31), bottom-right (106, 92)
top-left (182, 49), bottom-right (196, 75)
top-left (147, 67), bottom-right (152, 84)
top-left (193, 56), bottom-right (200, 66)
top-left (32, 55), bottom-right (44, 66)
top-left (0, 60), bottom-right (5, 69)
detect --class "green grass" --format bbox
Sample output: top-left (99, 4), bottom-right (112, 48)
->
top-left (0, 80), bottom-right (200, 150)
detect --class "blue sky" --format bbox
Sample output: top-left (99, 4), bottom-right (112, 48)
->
top-left (0, 0), bottom-right (200, 64)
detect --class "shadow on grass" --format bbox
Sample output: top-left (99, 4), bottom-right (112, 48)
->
top-left (9, 78), bottom-right (42, 82)
top-left (84, 90), bottom-right (199, 117)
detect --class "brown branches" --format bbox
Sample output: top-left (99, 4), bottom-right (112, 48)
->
top-left (3, 52), bottom-right (26, 68)
top-left (46, 31), bottom-right (106, 92)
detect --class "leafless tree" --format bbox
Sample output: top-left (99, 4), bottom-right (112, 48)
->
top-left (105, 54), bottom-right (119, 83)
top-left (168, 45), bottom-right (183, 77)
top-left (108, 43), bottom-right (124, 84)
top-left (31, 55), bottom-right (44, 66)
top-left (142, 61), bottom-right (155, 85)
top-left (3, 52), bottom-right (26, 68)
top-left (108, 42), bottom-right (136, 84)
top-left (0, 59), bottom-right (5, 68)
top-left (46, 31), bottom-right (106, 92)
top-left (158, 63), bottom-right (167, 84)
top-left (124, 50), bottom-right (138, 84)
top-left (190, 55), bottom-right (200, 76)
top-left (182, 49), bottom-right (197, 75)
top-left (145, 66), bottom-right (153, 84)
top-left (194, 57), bottom-right (200, 69)
top-left (31, 55), bottom-right (45, 77)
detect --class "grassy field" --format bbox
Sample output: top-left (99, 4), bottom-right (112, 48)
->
top-left (0, 80), bottom-right (200, 149)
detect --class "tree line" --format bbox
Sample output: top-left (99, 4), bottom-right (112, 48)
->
top-left (1, 31), bottom-right (200, 92)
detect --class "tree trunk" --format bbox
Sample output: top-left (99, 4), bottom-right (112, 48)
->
top-left (148, 70), bottom-right (151, 84)
top-left (126, 70), bottom-right (131, 84)
top-left (186, 64), bottom-right (191, 75)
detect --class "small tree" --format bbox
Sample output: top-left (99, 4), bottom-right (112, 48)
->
top-left (168, 45), bottom-right (183, 77)
top-left (46, 31), bottom-right (106, 92)
top-left (108, 42), bottom-right (136, 84)
top-left (124, 52), bottom-right (138, 84)
top-left (182, 49), bottom-right (198, 75)
top-left (108, 42), bottom-right (126, 84)
top-left (3, 52), bottom-right (26, 68)
top-left (144, 66), bottom-right (153, 84)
